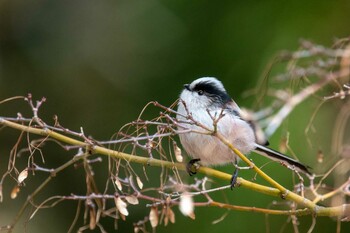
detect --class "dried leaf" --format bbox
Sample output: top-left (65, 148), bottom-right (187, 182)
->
top-left (115, 197), bottom-right (129, 216)
top-left (179, 193), bottom-right (194, 217)
top-left (125, 195), bottom-right (139, 205)
top-left (136, 176), bottom-right (143, 190)
top-left (174, 145), bottom-right (183, 162)
top-left (149, 207), bottom-right (158, 228)
top-left (115, 178), bottom-right (122, 191)
top-left (164, 210), bottom-right (169, 226)
top-left (167, 208), bottom-right (175, 224)
top-left (164, 207), bottom-right (175, 226)
top-left (18, 168), bottom-right (28, 184)
top-left (10, 185), bottom-right (20, 199)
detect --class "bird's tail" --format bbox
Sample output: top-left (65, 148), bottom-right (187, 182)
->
top-left (254, 144), bottom-right (312, 175)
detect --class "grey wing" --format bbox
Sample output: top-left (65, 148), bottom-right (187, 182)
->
top-left (226, 100), bottom-right (268, 146)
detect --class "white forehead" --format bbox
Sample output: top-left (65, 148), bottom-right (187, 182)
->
top-left (189, 77), bottom-right (226, 92)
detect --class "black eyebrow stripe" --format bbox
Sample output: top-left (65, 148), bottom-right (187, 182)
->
top-left (192, 82), bottom-right (221, 94)
top-left (193, 81), bottom-right (231, 103)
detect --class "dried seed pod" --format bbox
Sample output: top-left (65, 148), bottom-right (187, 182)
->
top-left (125, 195), bottom-right (139, 205)
top-left (179, 193), bottom-right (194, 218)
top-left (174, 145), bottom-right (183, 162)
top-left (149, 207), bottom-right (158, 228)
top-left (115, 178), bottom-right (122, 191)
top-left (136, 176), bottom-right (143, 190)
top-left (164, 207), bottom-right (175, 226)
top-left (11, 185), bottom-right (20, 199)
top-left (168, 208), bottom-right (175, 223)
top-left (115, 197), bottom-right (129, 216)
top-left (18, 168), bottom-right (28, 184)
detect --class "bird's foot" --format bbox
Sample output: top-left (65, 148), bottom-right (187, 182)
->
top-left (186, 159), bottom-right (201, 176)
top-left (230, 167), bottom-right (239, 190)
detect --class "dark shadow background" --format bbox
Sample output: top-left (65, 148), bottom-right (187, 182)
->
top-left (1, 0), bottom-right (349, 232)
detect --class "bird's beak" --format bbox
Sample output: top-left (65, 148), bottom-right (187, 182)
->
top-left (184, 84), bottom-right (190, 91)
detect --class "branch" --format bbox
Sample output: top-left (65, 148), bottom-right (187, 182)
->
top-left (265, 70), bottom-right (348, 137)
top-left (1, 117), bottom-right (349, 222)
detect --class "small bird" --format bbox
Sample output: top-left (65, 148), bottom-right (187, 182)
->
top-left (176, 77), bottom-right (311, 187)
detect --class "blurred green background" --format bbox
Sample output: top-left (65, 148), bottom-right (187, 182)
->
top-left (1, 0), bottom-right (349, 232)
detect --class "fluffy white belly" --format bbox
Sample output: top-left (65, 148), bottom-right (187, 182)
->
top-left (179, 132), bottom-right (236, 165)
top-left (177, 109), bottom-right (256, 166)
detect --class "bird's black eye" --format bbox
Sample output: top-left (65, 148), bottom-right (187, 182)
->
top-left (197, 90), bottom-right (204, 95)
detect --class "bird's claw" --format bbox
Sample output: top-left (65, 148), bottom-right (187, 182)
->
top-left (186, 159), bottom-right (201, 176)
top-left (230, 167), bottom-right (239, 190)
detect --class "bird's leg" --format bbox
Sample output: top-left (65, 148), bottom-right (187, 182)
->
top-left (186, 159), bottom-right (201, 176)
top-left (230, 159), bottom-right (239, 189)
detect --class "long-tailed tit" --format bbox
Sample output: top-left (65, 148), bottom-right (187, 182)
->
top-left (176, 77), bottom-right (311, 187)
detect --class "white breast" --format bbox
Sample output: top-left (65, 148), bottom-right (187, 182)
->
top-left (176, 103), bottom-right (256, 166)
